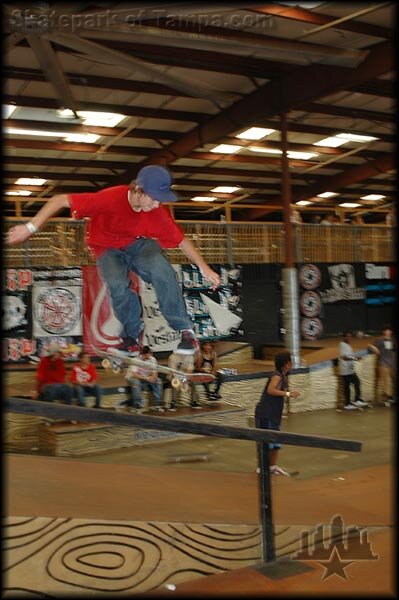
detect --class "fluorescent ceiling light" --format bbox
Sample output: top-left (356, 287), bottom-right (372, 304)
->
top-left (249, 147), bottom-right (318, 160)
top-left (57, 109), bottom-right (76, 118)
top-left (15, 178), bottom-right (47, 185)
top-left (287, 151), bottom-right (318, 160)
top-left (63, 133), bottom-right (100, 143)
top-left (5, 190), bottom-right (32, 196)
top-left (336, 133), bottom-right (378, 143)
top-left (77, 111), bottom-right (126, 127)
top-left (4, 105), bottom-right (17, 119)
top-left (57, 109), bottom-right (126, 128)
top-left (313, 137), bottom-right (348, 148)
top-left (210, 144), bottom-right (241, 154)
top-left (317, 192), bottom-right (339, 198)
top-left (191, 196), bottom-right (217, 202)
top-left (339, 202), bottom-right (361, 208)
top-left (210, 186), bottom-right (241, 193)
top-left (5, 127), bottom-right (67, 137)
top-left (249, 146), bottom-right (282, 154)
top-left (5, 128), bottom-right (101, 143)
top-left (236, 127), bottom-right (276, 140)
top-left (360, 194), bottom-right (386, 201)
top-left (296, 200), bottom-right (313, 206)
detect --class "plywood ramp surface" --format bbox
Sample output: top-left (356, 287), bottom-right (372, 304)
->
top-left (146, 529), bottom-right (393, 597)
top-left (6, 455), bottom-right (392, 527)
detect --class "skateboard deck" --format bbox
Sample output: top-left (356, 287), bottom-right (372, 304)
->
top-left (92, 347), bottom-right (215, 392)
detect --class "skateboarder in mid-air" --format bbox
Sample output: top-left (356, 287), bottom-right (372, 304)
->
top-left (6, 165), bottom-right (221, 356)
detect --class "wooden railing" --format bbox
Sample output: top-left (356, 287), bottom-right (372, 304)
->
top-left (3, 218), bottom-right (394, 266)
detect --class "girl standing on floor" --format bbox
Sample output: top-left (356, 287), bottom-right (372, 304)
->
top-left (255, 351), bottom-right (300, 476)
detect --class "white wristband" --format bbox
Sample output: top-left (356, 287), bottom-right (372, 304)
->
top-left (26, 222), bottom-right (38, 235)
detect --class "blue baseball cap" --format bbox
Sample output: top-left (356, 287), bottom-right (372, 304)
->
top-left (136, 165), bottom-right (177, 202)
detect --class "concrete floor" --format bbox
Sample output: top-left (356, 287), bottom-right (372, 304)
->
top-left (62, 404), bottom-right (394, 480)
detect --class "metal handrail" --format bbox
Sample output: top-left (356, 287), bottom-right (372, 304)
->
top-left (5, 396), bottom-right (362, 563)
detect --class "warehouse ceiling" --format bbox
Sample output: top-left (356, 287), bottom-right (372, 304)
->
top-left (3, 2), bottom-right (396, 223)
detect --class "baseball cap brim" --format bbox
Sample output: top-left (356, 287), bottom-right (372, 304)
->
top-left (144, 187), bottom-right (177, 203)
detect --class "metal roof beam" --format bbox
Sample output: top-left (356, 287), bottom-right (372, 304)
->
top-left (300, 102), bottom-right (393, 124)
top-left (240, 153), bottom-right (395, 220)
top-left (26, 35), bottom-right (79, 117)
top-left (250, 5), bottom-right (394, 39)
top-left (43, 32), bottom-right (231, 104)
top-left (129, 40), bottom-right (393, 171)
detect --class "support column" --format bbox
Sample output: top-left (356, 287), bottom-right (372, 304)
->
top-left (281, 113), bottom-right (301, 368)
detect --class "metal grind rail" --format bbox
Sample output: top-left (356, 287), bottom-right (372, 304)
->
top-left (5, 397), bottom-right (362, 563)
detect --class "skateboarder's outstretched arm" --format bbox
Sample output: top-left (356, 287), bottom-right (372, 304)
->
top-left (6, 194), bottom-right (71, 245)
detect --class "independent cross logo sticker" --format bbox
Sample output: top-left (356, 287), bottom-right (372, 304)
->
top-left (292, 514), bottom-right (379, 581)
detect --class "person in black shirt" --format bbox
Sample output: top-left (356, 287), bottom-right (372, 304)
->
top-left (255, 351), bottom-right (300, 476)
top-left (195, 341), bottom-right (224, 401)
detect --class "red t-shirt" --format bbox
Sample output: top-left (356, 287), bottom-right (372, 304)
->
top-left (36, 357), bottom-right (67, 392)
top-left (68, 186), bottom-right (184, 257)
top-left (70, 363), bottom-right (98, 385)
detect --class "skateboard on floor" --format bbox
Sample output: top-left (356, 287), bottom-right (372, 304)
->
top-left (92, 347), bottom-right (215, 392)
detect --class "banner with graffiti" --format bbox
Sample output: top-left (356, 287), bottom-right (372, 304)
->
top-left (2, 268), bottom-right (35, 362)
top-left (82, 264), bottom-right (243, 354)
top-left (181, 264), bottom-right (243, 341)
top-left (2, 267), bottom-right (84, 362)
top-left (82, 266), bottom-right (140, 352)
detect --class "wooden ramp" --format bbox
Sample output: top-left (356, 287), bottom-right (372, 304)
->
top-left (4, 455), bottom-right (394, 596)
top-left (145, 528), bottom-right (394, 597)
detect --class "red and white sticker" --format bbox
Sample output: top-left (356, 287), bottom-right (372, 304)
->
top-left (299, 291), bottom-right (322, 317)
top-left (301, 317), bottom-right (323, 340)
top-left (299, 264), bottom-right (322, 290)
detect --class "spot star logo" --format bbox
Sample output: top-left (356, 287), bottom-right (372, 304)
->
top-left (292, 514), bottom-right (379, 581)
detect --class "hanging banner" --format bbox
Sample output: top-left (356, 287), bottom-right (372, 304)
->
top-left (139, 266), bottom-right (181, 352)
top-left (83, 264), bottom-right (243, 353)
top-left (83, 266), bottom-right (124, 351)
top-left (181, 264), bottom-right (243, 341)
top-left (2, 268), bottom-right (33, 338)
top-left (320, 263), bottom-right (365, 303)
top-left (2, 268), bottom-right (36, 362)
top-left (2, 267), bottom-right (84, 362)
top-left (32, 268), bottom-right (82, 337)
top-left (364, 262), bottom-right (396, 305)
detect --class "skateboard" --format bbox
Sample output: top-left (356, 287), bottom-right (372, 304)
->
top-left (92, 347), bottom-right (216, 393)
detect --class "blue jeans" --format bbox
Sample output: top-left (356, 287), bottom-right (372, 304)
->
top-left (97, 238), bottom-right (193, 340)
top-left (126, 377), bottom-right (163, 408)
top-left (74, 384), bottom-right (103, 407)
top-left (41, 383), bottom-right (73, 405)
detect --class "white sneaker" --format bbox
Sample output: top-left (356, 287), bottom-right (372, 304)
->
top-left (271, 465), bottom-right (290, 476)
top-left (353, 400), bottom-right (368, 407)
top-left (344, 404), bottom-right (358, 410)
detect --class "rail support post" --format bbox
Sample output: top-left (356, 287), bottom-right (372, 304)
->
top-left (257, 441), bottom-right (276, 562)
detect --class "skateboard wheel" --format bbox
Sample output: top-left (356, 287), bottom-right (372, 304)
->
top-left (112, 366), bottom-right (121, 374)
top-left (171, 378), bottom-right (181, 389)
top-left (102, 359), bottom-right (111, 369)
top-left (180, 382), bottom-right (190, 393)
